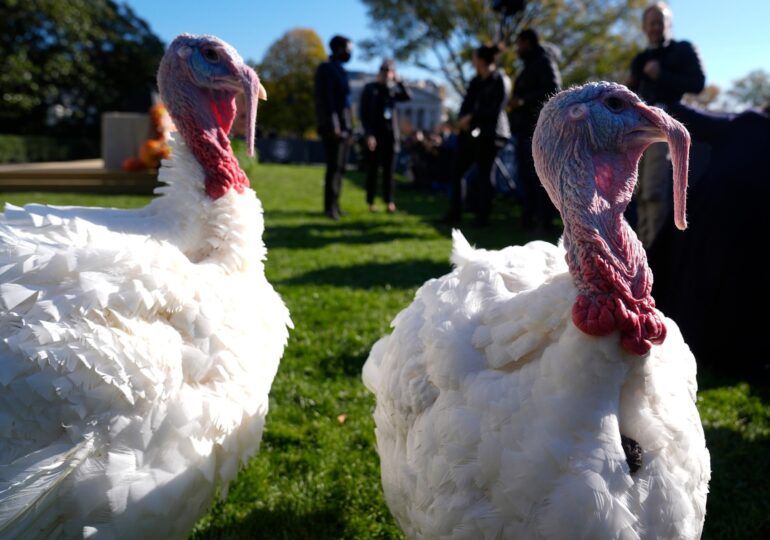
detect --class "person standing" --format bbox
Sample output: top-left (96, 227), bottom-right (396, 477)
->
top-left (509, 28), bottom-right (562, 233)
top-left (647, 102), bottom-right (770, 377)
top-left (359, 59), bottom-right (411, 213)
top-left (627, 1), bottom-right (705, 246)
top-left (443, 43), bottom-right (511, 227)
top-left (314, 35), bottom-right (353, 220)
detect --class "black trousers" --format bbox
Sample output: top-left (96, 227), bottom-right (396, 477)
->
top-left (447, 135), bottom-right (499, 222)
top-left (322, 133), bottom-right (351, 213)
top-left (516, 133), bottom-right (556, 230)
top-left (365, 134), bottom-right (396, 204)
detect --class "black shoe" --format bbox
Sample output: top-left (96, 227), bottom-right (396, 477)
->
top-left (325, 209), bottom-right (340, 221)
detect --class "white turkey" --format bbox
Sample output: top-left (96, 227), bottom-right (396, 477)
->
top-left (363, 82), bottom-right (710, 539)
top-left (0, 34), bottom-right (291, 538)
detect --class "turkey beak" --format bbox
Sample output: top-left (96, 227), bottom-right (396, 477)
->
top-left (238, 64), bottom-right (262, 158)
top-left (634, 102), bottom-right (691, 230)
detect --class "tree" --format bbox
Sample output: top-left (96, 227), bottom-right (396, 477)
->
top-left (0, 0), bottom-right (164, 138)
top-left (683, 84), bottom-right (722, 111)
top-left (256, 28), bottom-right (327, 138)
top-left (725, 69), bottom-right (770, 111)
top-left (359, 0), bottom-right (646, 97)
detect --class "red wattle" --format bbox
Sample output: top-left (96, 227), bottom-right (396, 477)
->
top-left (572, 291), bottom-right (666, 355)
top-left (187, 125), bottom-right (249, 198)
top-left (565, 208), bottom-right (666, 357)
top-left (173, 94), bottom-right (250, 200)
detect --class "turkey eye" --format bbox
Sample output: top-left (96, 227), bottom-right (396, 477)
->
top-left (202, 48), bottom-right (219, 62)
top-left (605, 96), bottom-right (625, 113)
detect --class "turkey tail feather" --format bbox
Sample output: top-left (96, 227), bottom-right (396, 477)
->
top-left (450, 229), bottom-right (475, 268)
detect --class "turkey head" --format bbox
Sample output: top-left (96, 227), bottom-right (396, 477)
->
top-left (532, 82), bottom-right (690, 355)
top-left (157, 34), bottom-right (267, 199)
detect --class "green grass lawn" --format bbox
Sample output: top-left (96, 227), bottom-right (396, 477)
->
top-left (2, 156), bottom-right (768, 539)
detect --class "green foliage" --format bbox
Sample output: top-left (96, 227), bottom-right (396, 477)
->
top-left (256, 28), bottom-right (328, 138)
top-left (230, 138), bottom-right (259, 170)
top-left (0, 134), bottom-right (98, 163)
top-left (359, 0), bottom-right (646, 95)
top-left (3, 160), bottom-right (768, 538)
top-left (726, 69), bottom-right (770, 111)
top-left (0, 0), bottom-right (164, 137)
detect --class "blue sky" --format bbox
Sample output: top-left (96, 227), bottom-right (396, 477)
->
top-left (124, 0), bottom-right (768, 94)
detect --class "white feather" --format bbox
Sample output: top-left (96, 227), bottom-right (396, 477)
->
top-left (0, 135), bottom-right (291, 539)
top-left (363, 231), bottom-right (710, 539)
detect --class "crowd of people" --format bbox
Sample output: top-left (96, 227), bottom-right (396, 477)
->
top-left (311, 2), bottom-right (755, 239)
top-left (311, 15), bottom-right (571, 232)
top-left (312, 1), bottom-right (770, 376)
top-left (312, 28), bottom-right (562, 230)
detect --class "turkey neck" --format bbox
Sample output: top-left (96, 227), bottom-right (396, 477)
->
top-left (561, 146), bottom-right (666, 356)
top-left (168, 82), bottom-right (249, 199)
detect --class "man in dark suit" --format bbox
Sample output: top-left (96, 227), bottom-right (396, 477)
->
top-left (648, 102), bottom-right (770, 378)
top-left (359, 59), bottom-right (411, 213)
top-left (314, 35), bottom-right (353, 220)
top-left (627, 2), bottom-right (705, 246)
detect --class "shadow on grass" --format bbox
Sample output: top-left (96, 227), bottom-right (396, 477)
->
top-left (265, 220), bottom-right (433, 250)
top-left (264, 209), bottom-right (327, 220)
top-left (318, 349), bottom-right (372, 379)
top-left (346, 172), bottom-right (562, 249)
top-left (702, 426), bottom-right (770, 539)
top-left (279, 260), bottom-right (450, 290)
top-left (193, 507), bottom-right (346, 540)
top-left (262, 171), bottom-right (560, 253)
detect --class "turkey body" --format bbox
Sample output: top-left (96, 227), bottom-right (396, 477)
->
top-left (0, 135), bottom-right (291, 539)
top-left (363, 232), bottom-right (709, 539)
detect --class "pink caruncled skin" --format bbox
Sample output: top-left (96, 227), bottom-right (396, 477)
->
top-left (187, 91), bottom-right (250, 199)
top-left (532, 83), bottom-right (690, 355)
top-left (157, 34), bottom-right (262, 199)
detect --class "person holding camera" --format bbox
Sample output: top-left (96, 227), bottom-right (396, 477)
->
top-left (443, 43), bottom-right (511, 227)
top-left (314, 35), bottom-right (354, 220)
top-left (359, 59), bottom-right (411, 213)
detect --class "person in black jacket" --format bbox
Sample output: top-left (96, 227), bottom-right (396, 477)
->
top-left (627, 2), bottom-right (705, 246)
top-left (443, 43), bottom-right (511, 227)
top-left (509, 28), bottom-right (561, 233)
top-left (359, 59), bottom-right (411, 213)
top-left (314, 35), bottom-right (353, 220)
top-left (647, 102), bottom-right (770, 379)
